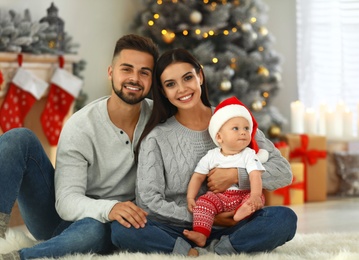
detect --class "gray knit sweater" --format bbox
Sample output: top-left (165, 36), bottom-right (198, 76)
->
top-left (136, 116), bottom-right (292, 226)
top-left (55, 96), bottom-right (153, 223)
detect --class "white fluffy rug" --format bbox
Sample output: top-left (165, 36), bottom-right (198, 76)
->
top-left (1, 228), bottom-right (359, 260)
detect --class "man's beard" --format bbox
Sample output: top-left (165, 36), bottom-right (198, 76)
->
top-left (112, 80), bottom-right (145, 105)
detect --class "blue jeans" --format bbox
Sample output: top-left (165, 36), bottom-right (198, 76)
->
top-left (111, 206), bottom-right (297, 255)
top-left (0, 128), bottom-right (114, 259)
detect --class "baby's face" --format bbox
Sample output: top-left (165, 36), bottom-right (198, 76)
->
top-left (217, 117), bottom-right (251, 154)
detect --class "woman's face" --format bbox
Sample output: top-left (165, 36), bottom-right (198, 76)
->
top-left (160, 62), bottom-right (203, 110)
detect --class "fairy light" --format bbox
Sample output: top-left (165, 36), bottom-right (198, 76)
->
top-left (148, 20), bottom-right (154, 26)
top-left (161, 29), bottom-right (167, 35)
top-left (263, 91), bottom-right (269, 98)
top-left (250, 17), bottom-right (257, 23)
top-left (212, 57), bottom-right (218, 63)
top-left (153, 14), bottom-right (159, 19)
top-left (258, 46), bottom-right (264, 52)
top-left (183, 30), bottom-right (189, 36)
top-left (195, 29), bottom-right (201, 35)
top-left (157, 0), bottom-right (162, 5)
top-left (232, 27), bottom-right (237, 33)
top-left (208, 30), bottom-right (215, 36)
top-left (203, 32), bottom-right (209, 38)
top-left (223, 30), bottom-right (229, 35)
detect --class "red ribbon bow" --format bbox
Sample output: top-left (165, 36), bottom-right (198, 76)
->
top-left (274, 176), bottom-right (305, 205)
top-left (289, 134), bottom-right (326, 201)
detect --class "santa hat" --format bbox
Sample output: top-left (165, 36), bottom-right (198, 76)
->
top-left (208, 96), bottom-right (268, 163)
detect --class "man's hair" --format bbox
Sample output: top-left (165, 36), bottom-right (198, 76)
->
top-left (113, 34), bottom-right (159, 62)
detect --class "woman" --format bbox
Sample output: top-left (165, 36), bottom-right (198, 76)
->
top-left (111, 48), bottom-right (297, 256)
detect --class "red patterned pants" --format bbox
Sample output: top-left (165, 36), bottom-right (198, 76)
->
top-left (193, 190), bottom-right (264, 237)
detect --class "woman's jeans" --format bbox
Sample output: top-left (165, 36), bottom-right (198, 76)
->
top-left (111, 206), bottom-right (297, 255)
top-left (0, 128), bottom-right (113, 259)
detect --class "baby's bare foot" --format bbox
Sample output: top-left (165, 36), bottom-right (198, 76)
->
top-left (183, 229), bottom-right (207, 247)
top-left (233, 202), bottom-right (255, 221)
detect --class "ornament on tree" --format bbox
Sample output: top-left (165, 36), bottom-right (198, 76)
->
top-left (219, 79), bottom-right (232, 92)
top-left (190, 10), bottom-right (202, 24)
top-left (257, 66), bottom-right (269, 77)
top-left (251, 100), bottom-right (263, 112)
top-left (241, 23), bottom-right (252, 32)
top-left (268, 124), bottom-right (281, 139)
top-left (41, 63), bottom-right (82, 146)
top-left (162, 30), bottom-right (176, 44)
top-left (0, 67), bottom-right (48, 132)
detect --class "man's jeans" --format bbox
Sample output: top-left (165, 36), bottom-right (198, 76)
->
top-left (0, 128), bottom-right (113, 259)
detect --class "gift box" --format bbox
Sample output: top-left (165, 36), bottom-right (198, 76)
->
top-left (334, 151), bottom-right (359, 196)
top-left (283, 134), bottom-right (327, 202)
top-left (326, 140), bottom-right (348, 195)
top-left (274, 141), bottom-right (290, 161)
top-left (264, 162), bottom-right (305, 206)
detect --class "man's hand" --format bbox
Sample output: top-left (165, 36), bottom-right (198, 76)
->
top-left (213, 211), bottom-right (238, 227)
top-left (207, 168), bottom-right (238, 193)
top-left (108, 201), bottom-right (148, 229)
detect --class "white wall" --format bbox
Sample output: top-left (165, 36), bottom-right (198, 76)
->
top-left (264, 0), bottom-right (297, 133)
top-left (1, 0), bottom-right (297, 133)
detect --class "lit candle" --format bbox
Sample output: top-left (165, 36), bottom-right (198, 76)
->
top-left (290, 101), bottom-right (305, 134)
top-left (318, 103), bottom-right (327, 135)
top-left (335, 101), bottom-right (345, 137)
top-left (304, 108), bottom-right (317, 134)
top-left (326, 110), bottom-right (338, 139)
top-left (343, 108), bottom-right (353, 138)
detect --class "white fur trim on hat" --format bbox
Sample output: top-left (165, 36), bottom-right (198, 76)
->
top-left (257, 148), bottom-right (269, 163)
top-left (208, 104), bottom-right (253, 146)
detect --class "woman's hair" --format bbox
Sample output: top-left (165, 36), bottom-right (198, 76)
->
top-left (136, 48), bottom-right (211, 161)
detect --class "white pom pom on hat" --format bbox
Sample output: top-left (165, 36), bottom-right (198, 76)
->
top-left (208, 96), bottom-right (269, 163)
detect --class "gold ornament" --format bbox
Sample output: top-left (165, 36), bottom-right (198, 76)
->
top-left (219, 79), bottom-right (232, 92)
top-left (257, 66), bottom-right (269, 77)
top-left (268, 125), bottom-right (281, 139)
top-left (162, 31), bottom-right (175, 44)
top-left (251, 100), bottom-right (263, 111)
top-left (190, 11), bottom-right (202, 24)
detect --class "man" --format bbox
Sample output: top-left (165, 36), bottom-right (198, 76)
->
top-left (0, 34), bottom-right (159, 260)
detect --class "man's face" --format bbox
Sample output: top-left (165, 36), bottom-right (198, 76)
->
top-left (108, 49), bottom-right (154, 105)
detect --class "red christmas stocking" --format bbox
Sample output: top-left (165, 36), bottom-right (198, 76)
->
top-left (0, 68), bottom-right (48, 132)
top-left (41, 68), bottom-right (83, 146)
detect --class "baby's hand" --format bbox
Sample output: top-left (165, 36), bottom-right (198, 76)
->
top-left (187, 198), bottom-right (196, 213)
top-left (249, 194), bottom-right (264, 210)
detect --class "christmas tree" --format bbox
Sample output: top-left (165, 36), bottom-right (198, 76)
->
top-left (132, 0), bottom-right (287, 140)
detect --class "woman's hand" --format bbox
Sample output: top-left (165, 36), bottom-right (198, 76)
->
top-left (207, 168), bottom-right (238, 193)
top-left (213, 211), bottom-right (238, 227)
